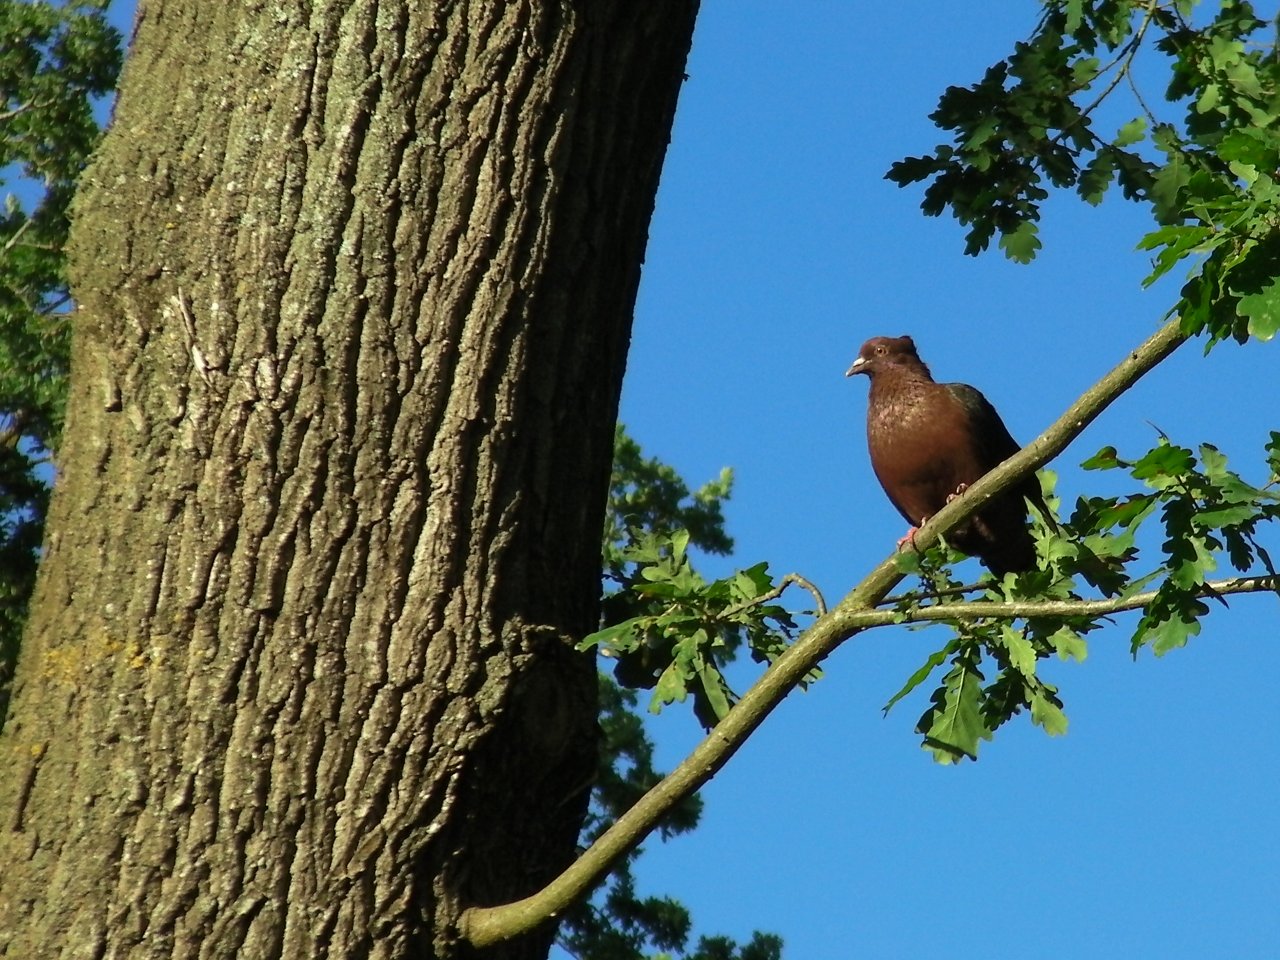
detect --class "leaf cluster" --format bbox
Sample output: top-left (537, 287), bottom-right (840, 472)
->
top-left (604, 425), bottom-right (733, 580)
top-left (1082, 434), bottom-right (1280, 651)
top-left (586, 531), bottom-right (812, 731)
top-left (886, 0), bottom-right (1164, 261)
top-left (886, 431), bottom-right (1279, 762)
top-left (886, 0), bottom-right (1280, 327)
top-left (882, 481), bottom-right (1091, 762)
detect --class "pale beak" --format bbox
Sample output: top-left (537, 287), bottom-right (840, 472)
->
top-left (845, 356), bottom-right (867, 377)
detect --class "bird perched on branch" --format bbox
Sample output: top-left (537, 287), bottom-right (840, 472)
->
top-left (847, 334), bottom-right (1049, 575)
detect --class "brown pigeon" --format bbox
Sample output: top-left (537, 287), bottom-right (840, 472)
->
top-left (847, 334), bottom-right (1047, 575)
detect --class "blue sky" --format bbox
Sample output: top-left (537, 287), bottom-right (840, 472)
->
top-left (92, 2), bottom-right (1278, 957)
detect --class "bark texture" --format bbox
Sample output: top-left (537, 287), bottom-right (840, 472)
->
top-left (0, 2), bottom-right (699, 957)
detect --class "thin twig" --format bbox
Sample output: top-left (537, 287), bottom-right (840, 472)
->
top-left (716, 572), bottom-right (828, 621)
top-left (785, 573), bottom-right (827, 617)
top-left (1126, 60), bottom-right (1158, 127)
top-left (856, 576), bottom-right (1278, 627)
top-left (879, 580), bottom-right (989, 606)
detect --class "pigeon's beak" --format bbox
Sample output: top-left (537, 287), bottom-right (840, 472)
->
top-left (845, 356), bottom-right (867, 377)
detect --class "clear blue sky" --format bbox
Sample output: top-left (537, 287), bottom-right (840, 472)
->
top-left (96, 3), bottom-right (1277, 957)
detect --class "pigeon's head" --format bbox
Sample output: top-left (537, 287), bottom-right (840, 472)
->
top-left (845, 335), bottom-right (923, 379)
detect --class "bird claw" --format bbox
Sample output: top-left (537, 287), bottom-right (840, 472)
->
top-left (945, 483), bottom-right (968, 504)
top-left (896, 525), bottom-right (921, 551)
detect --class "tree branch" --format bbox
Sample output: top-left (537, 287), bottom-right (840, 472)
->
top-left (456, 318), bottom-right (1187, 948)
top-left (853, 575), bottom-right (1279, 628)
top-left (2, 218), bottom-right (33, 255)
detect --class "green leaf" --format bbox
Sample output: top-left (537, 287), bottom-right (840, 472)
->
top-left (1134, 591), bottom-right (1211, 656)
top-left (1030, 687), bottom-right (1069, 736)
top-left (918, 654), bottom-right (991, 763)
top-left (1197, 502), bottom-right (1262, 528)
top-left (1169, 535), bottom-right (1216, 590)
top-left (730, 562), bottom-right (772, 601)
top-left (885, 153), bottom-right (945, 187)
top-left (1137, 224), bottom-right (1215, 288)
top-left (670, 527), bottom-right (690, 561)
top-left (579, 616), bottom-right (643, 653)
top-left (1227, 159), bottom-right (1258, 188)
top-left (1131, 442), bottom-right (1195, 482)
top-left (882, 640), bottom-right (958, 715)
top-left (1064, 0), bottom-right (1084, 34)
top-left (696, 662), bottom-right (733, 722)
top-left (999, 625), bottom-right (1038, 676)
top-left (1266, 431), bottom-right (1280, 479)
top-left (1114, 117), bottom-right (1147, 147)
top-left (1195, 82), bottom-right (1221, 115)
top-left (1237, 278), bottom-right (1280, 341)
top-left (963, 115), bottom-right (1001, 153)
top-left (1079, 149), bottom-right (1116, 206)
top-left (1048, 626), bottom-right (1088, 662)
top-left (1098, 494), bottom-right (1156, 529)
top-left (1217, 129), bottom-right (1276, 168)
top-left (998, 220), bottom-right (1042, 264)
top-left (894, 549), bottom-right (925, 575)
top-left (1081, 445), bottom-right (1122, 471)
top-left (1149, 148), bottom-right (1191, 223)
top-left (650, 662), bottom-right (688, 712)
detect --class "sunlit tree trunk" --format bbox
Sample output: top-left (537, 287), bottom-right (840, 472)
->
top-left (0, 2), bottom-right (698, 957)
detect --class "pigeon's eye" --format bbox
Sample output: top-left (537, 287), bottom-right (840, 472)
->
top-left (874, 345), bottom-right (887, 356)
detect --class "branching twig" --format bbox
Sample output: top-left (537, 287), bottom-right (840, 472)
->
top-left (718, 572), bottom-right (828, 621)
top-left (0, 101), bottom-right (36, 124)
top-left (456, 318), bottom-right (1187, 949)
top-left (786, 573), bottom-right (827, 617)
top-left (1054, 0), bottom-right (1161, 146)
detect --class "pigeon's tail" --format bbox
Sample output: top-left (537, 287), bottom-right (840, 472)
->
top-left (962, 484), bottom-right (1043, 576)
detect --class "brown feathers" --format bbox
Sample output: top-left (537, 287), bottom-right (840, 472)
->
top-left (847, 335), bottom-right (1045, 575)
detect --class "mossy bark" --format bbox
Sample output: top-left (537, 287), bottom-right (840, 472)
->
top-left (0, 2), bottom-right (698, 957)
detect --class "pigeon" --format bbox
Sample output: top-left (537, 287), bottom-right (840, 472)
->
top-left (847, 334), bottom-right (1047, 575)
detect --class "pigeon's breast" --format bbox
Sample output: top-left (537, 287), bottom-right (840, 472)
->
top-left (866, 381), bottom-right (983, 524)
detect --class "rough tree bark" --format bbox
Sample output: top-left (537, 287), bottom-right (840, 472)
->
top-left (0, 2), bottom-right (699, 957)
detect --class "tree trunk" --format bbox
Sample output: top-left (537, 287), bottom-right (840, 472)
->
top-left (0, 2), bottom-right (698, 957)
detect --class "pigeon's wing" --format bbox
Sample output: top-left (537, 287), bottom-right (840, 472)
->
top-left (943, 382), bottom-right (1021, 471)
top-left (944, 381), bottom-right (1056, 531)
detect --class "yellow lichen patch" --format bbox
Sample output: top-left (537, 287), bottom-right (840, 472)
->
top-left (39, 645), bottom-right (86, 686)
top-left (38, 633), bottom-right (146, 686)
